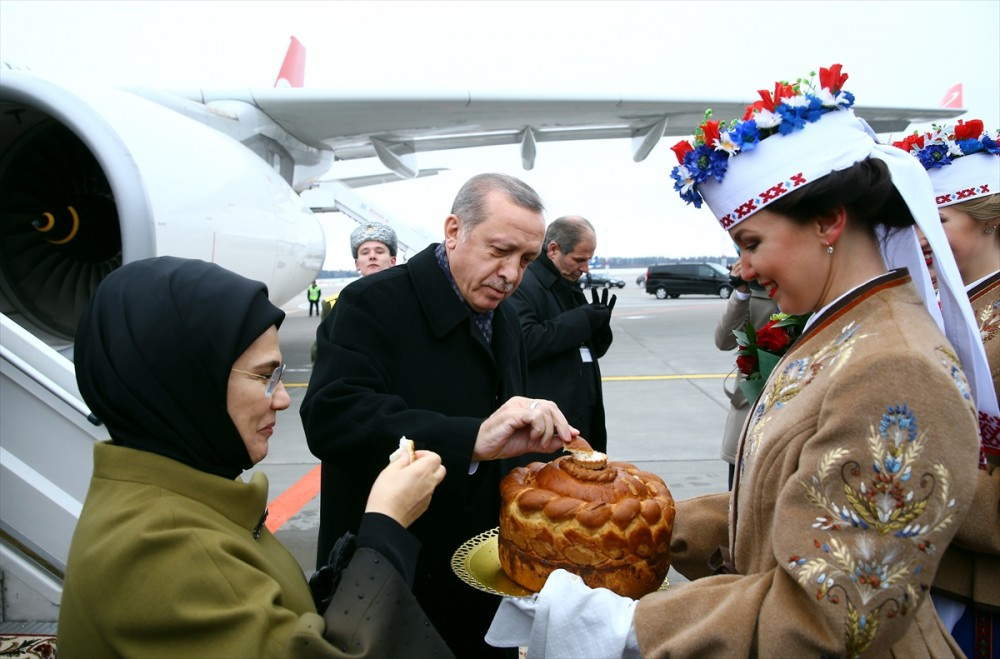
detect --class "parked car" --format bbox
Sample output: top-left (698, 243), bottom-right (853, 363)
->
top-left (644, 262), bottom-right (734, 299)
top-left (580, 273), bottom-right (626, 289)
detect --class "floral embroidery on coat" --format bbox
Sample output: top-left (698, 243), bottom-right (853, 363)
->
top-left (743, 321), bottom-right (864, 466)
top-left (789, 404), bottom-right (962, 657)
top-left (979, 298), bottom-right (999, 344)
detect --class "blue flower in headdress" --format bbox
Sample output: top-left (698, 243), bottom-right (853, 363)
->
top-left (776, 104), bottom-right (807, 135)
top-left (670, 165), bottom-right (703, 208)
top-left (683, 146), bottom-right (729, 184)
top-left (737, 120), bottom-right (761, 153)
top-left (837, 90), bottom-right (856, 110)
top-left (983, 134), bottom-right (1000, 155)
top-left (917, 143), bottom-right (952, 169)
top-left (776, 97), bottom-right (824, 136)
top-left (957, 138), bottom-right (984, 155)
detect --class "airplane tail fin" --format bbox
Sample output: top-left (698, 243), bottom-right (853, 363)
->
top-left (939, 83), bottom-right (963, 109)
top-left (274, 36), bottom-right (305, 88)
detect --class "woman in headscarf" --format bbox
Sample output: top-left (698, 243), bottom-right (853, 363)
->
top-left (895, 121), bottom-right (1000, 658)
top-left (57, 256), bottom-right (451, 658)
top-left (487, 65), bottom-right (992, 657)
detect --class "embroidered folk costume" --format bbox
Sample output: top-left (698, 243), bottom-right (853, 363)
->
top-left (895, 119), bottom-right (1000, 659)
top-left (488, 65), bottom-right (989, 658)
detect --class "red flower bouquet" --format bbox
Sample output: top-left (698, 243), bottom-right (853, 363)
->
top-left (733, 312), bottom-right (809, 402)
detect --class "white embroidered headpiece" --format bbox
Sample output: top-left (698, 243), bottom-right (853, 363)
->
top-left (891, 119), bottom-right (1000, 207)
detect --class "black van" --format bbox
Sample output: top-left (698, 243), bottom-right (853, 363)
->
top-left (644, 262), bottom-right (734, 299)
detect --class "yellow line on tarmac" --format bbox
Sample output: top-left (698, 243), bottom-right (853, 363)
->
top-left (603, 374), bottom-right (730, 382)
top-left (286, 375), bottom-right (730, 388)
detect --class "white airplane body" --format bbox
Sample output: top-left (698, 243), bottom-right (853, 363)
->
top-left (0, 38), bottom-right (963, 619)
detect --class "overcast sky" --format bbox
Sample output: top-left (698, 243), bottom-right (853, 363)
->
top-left (2, 0), bottom-right (997, 270)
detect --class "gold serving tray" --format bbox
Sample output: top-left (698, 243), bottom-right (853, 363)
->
top-left (451, 527), bottom-right (669, 598)
top-left (451, 528), bottom-right (534, 597)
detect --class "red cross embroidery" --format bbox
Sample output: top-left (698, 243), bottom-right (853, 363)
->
top-left (735, 200), bottom-right (758, 219)
top-left (759, 183), bottom-right (787, 203)
top-left (720, 214), bottom-right (734, 229)
top-left (979, 411), bottom-right (1000, 463)
top-left (790, 173), bottom-right (807, 187)
top-left (956, 187), bottom-right (976, 199)
top-left (936, 194), bottom-right (953, 205)
top-left (979, 184), bottom-right (991, 194)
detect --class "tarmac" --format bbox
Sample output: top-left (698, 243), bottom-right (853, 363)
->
top-left (249, 271), bottom-right (739, 587)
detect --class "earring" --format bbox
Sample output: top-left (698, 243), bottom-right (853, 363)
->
top-left (826, 245), bottom-right (834, 254)
top-left (986, 226), bottom-right (996, 235)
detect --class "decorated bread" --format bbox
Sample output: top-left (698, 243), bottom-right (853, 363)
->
top-left (388, 436), bottom-right (416, 463)
top-left (498, 438), bottom-right (675, 598)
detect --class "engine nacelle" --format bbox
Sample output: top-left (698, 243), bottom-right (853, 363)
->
top-left (0, 71), bottom-right (324, 346)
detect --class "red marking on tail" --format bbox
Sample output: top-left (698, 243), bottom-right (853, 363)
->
top-left (940, 83), bottom-right (963, 109)
top-left (274, 36), bottom-right (306, 88)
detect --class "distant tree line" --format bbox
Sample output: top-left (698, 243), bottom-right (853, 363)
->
top-left (589, 255), bottom-right (734, 268)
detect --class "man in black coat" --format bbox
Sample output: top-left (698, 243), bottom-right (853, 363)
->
top-left (301, 173), bottom-right (578, 658)
top-left (507, 216), bottom-right (615, 458)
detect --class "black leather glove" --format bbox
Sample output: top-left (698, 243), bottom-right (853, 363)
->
top-left (581, 287), bottom-right (616, 332)
top-left (590, 287), bottom-right (618, 313)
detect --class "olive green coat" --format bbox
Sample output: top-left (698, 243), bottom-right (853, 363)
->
top-left (58, 442), bottom-right (451, 658)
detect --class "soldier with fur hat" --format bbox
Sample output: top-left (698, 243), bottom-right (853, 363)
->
top-left (350, 222), bottom-right (398, 277)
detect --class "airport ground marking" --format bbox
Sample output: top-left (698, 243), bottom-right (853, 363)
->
top-left (603, 374), bottom-right (729, 381)
top-left (265, 463), bottom-right (321, 532)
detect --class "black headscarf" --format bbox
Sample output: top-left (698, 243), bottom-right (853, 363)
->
top-left (75, 257), bottom-right (285, 479)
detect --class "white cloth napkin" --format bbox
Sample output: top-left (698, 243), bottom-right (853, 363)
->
top-left (486, 569), bottom-right (641, 658)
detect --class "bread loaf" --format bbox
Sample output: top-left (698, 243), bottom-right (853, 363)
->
top-left (498, 450), bottom-right (674, 598)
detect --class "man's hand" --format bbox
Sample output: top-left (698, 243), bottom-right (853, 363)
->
top-left (581, 287), bottom-right (616, 332)
top-left (473, 397), bottom-right (579, 461)
top-left (590, 287), bottom-right (617, 313)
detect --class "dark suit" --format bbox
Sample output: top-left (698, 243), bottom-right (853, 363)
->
top-left (301, 244), bottom-right (527, 658)
top-left (506, 256), bottom-right (611, 458)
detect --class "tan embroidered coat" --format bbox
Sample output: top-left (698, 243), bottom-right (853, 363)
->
top-left (635, 271), bottom-right (981, 657)
top-left (932, 271), bottom-right (1000, 612)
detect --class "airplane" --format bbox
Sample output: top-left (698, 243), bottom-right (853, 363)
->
top-left (0, 38), bottom-right (964, 620)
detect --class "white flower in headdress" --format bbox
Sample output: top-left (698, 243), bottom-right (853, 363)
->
top-left (675, 164), bottom-right (696, 195)
top-left (715, 130), bottom-right (741, 156)
top-left (814, 88), bottom-right (838, 107)
top-left (783, 95), bottom-right (811, 109)
top-left (753, 108), bottom-right (782, 130)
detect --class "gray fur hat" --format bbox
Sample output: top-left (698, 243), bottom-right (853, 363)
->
top-left (350, 222), bottom-right (398, 258)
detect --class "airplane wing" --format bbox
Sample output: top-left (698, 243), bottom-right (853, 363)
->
top-left (168, 87), bottom-right (964, 180)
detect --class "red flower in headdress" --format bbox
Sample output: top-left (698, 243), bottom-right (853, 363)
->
top-left (892, 133), bottom-right (926, 153)
top-left (701, 120), bottom-right (722, 149)
top-left (953, 119), bottom-right (984, 141)
top-left (819, 64), bottom-right (848, 93)
top-left (671, 140), bottom-right (693, 164)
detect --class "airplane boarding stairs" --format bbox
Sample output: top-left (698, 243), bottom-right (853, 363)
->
top-left (0, 312), bottom-right (103, 624)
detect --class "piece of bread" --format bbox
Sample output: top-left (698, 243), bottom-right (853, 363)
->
top-left (388, 436), bottom-right (416, 463)
top-left (499, 453), bottom-right (674, 598)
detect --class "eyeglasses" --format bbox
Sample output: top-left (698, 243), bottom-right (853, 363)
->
top-left (231, 363), bottom-right (286, 397)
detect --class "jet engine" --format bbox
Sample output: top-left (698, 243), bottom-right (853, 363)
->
top-left (0, 72), bottom-right (325, 347)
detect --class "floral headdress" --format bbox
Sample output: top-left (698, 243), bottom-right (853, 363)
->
top-left (892, 119), bottom-right (1000, 207)
top-left (670, 65), bottom-right (855, 215)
